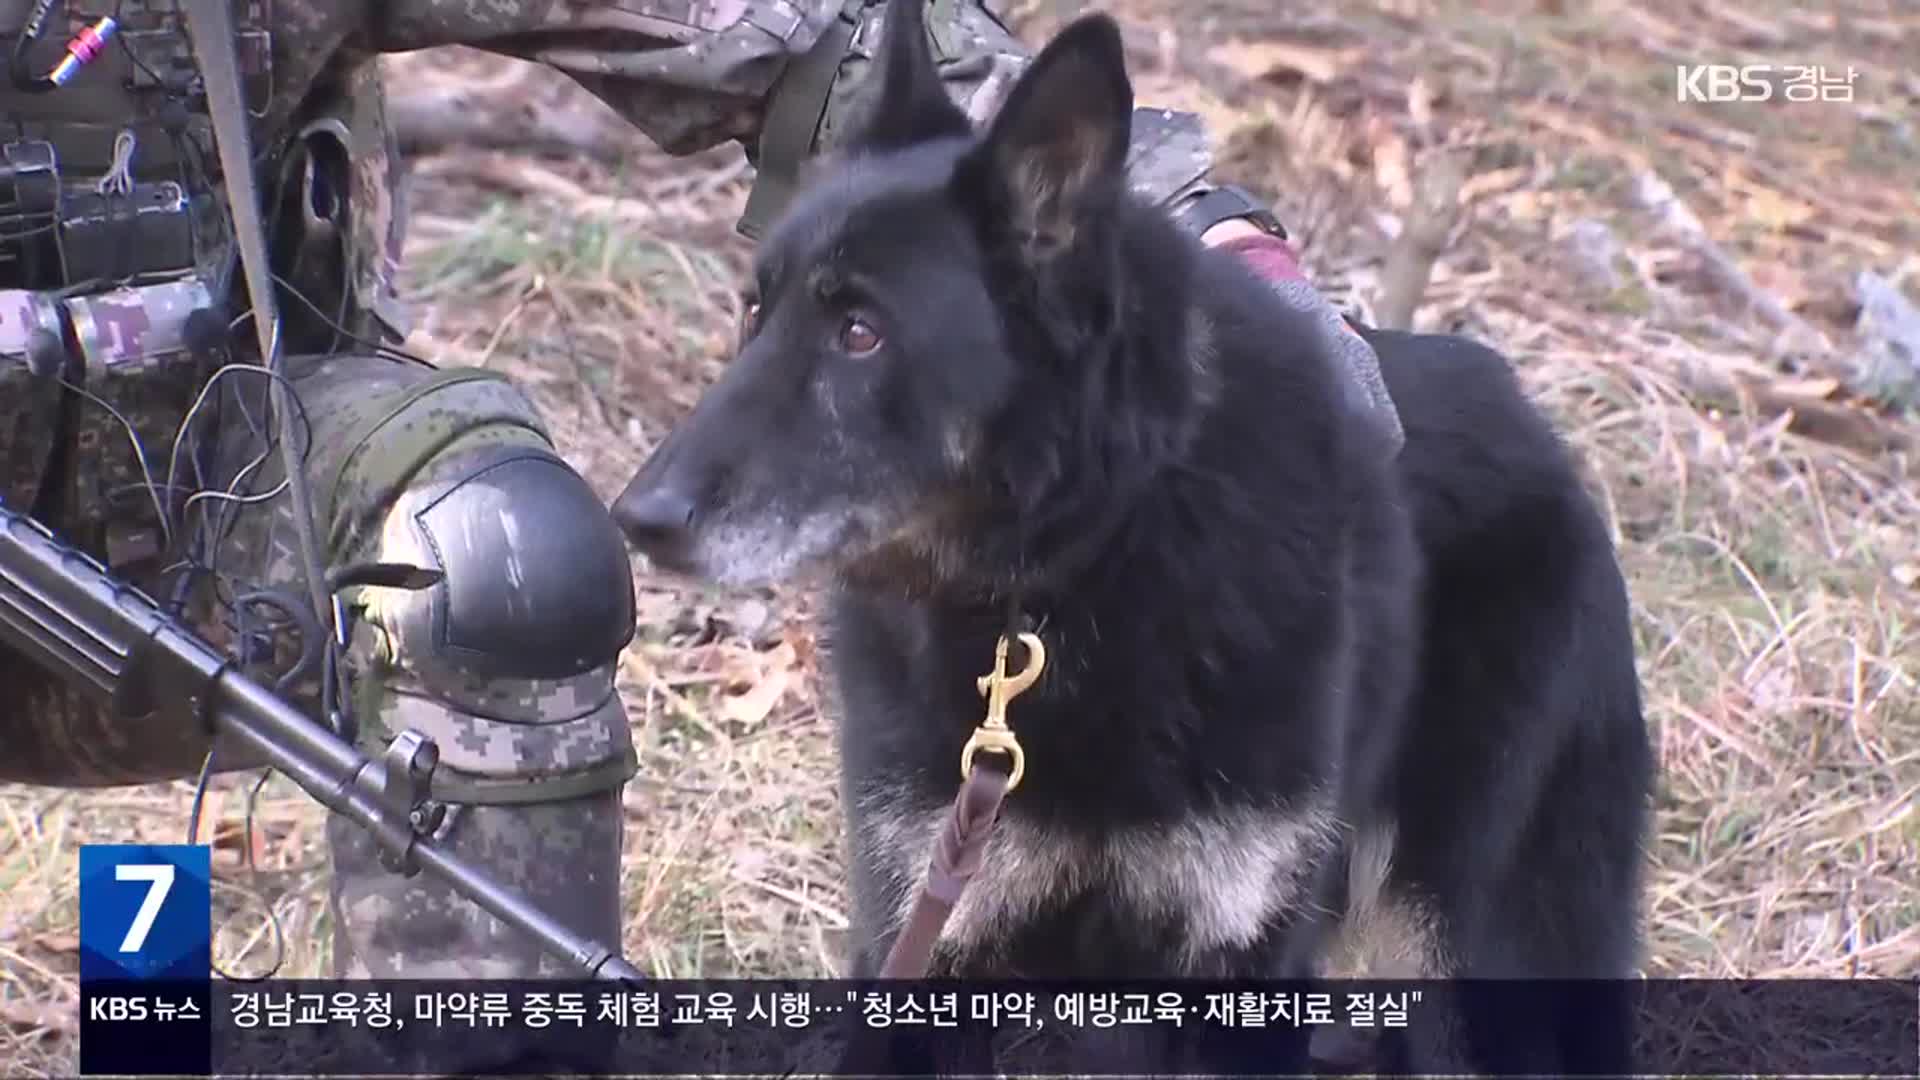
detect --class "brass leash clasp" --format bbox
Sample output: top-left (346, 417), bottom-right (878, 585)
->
top-left (960, 631), bottom-right (1046, 793)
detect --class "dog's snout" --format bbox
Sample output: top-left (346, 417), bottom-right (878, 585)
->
top-left (612, 474), bottom-right (701, 577)
top-left (613, 483), bottom-right (696, 542)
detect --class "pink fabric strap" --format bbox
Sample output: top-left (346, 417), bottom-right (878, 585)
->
top-left (1218, 233), bottom-right (1309, 284)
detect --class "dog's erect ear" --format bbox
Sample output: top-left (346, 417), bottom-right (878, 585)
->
top-left (850, 0), bottom-right (975, 152)
top-left (960, 14), bottom-right (1134, 254)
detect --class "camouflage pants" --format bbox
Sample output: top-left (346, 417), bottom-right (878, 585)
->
top-left (0, 352), bottom-right (638, 980)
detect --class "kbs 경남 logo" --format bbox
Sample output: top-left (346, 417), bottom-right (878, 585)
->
top-left (1676, 64), bottom-right (1858, 103)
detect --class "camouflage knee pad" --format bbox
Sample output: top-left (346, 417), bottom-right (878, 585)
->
top-left (257, 356), bottom-right (639, 977)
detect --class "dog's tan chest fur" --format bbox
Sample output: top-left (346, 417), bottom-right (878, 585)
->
top-left (1320, 821), bottom-right (1449, 980)
top-left (859, 792), bottom-right (1339, 973)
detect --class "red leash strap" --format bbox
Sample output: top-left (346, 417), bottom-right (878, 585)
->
top-left (877, 629), bottom-right (1043, 978)
top-left (878, 765), bottom-right (1012, 978)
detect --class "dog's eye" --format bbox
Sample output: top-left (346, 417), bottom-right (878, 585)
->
top-left (736, 299), bottom-right (762, 349)
top-left (839, 316), bottom-right (882, 356)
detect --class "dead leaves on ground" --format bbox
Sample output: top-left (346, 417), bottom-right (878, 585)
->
top-left (1, 1000), bottom-right (73, 1038)
top-left (718, 640), bottom-right (801, 730)
top-left (627, 598), bottom-right (815, 740)
top-left (183, 788), bottom-right (293, 871)
top-left (1209, 38), bottom-right (1364, 86)
top-left (1193, 1), bottom-right (1918, 456)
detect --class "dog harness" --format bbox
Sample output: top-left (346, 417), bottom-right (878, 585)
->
top-left (1173, 184), bottom-right (1404, 454)
top-left (1217, 231), bottom-right (1407, 455)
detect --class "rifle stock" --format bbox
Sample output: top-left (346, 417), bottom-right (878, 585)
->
top-left (0, 495), bottom-right (644, 982)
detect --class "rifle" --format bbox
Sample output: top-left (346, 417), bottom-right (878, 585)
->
top-left (0, 494), bottom-right (645, 982)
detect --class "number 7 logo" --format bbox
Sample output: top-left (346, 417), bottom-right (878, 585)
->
top-left (114, 864), bottom-right (176, 954)
top-left (79, 844), bottom-right (210, 982)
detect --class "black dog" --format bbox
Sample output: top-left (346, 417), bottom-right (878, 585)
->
top-left (613, 0), bottom-right (1653, 1073)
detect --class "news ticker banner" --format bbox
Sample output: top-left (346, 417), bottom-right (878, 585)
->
top-left (77, 844), bottom-right (1920, 1078)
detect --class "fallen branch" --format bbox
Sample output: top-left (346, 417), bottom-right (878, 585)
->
top-left (1669, 351), bottom-right (1911, 457)
top-left (1374, 146), bottom-right (1468, 331)
top-left (1, 998), bottom-right (75, 1037)
top-left (408, 152), bottom-right (745, 226)
top-left (1631, 170), bottom-right (1834, 360)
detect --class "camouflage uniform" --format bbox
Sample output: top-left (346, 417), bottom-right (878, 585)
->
top-left (0, 0), bottom-right (1395, 986)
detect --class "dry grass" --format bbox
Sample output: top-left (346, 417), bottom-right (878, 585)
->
top-left (4, 0), bottom-right (1918, 1073)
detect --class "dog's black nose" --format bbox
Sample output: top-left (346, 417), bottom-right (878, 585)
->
top-left (612, 484), bottom-right (696, 550)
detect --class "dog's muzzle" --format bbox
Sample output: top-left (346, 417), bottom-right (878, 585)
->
top-left (610, 477), bottom-right (698, 572)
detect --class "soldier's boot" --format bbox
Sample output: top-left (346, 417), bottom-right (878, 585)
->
top-left (222, 354), bottom-right (639, 981)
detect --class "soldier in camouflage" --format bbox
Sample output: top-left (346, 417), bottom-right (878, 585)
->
top-left (0, 0), bottom-right (1400, 985)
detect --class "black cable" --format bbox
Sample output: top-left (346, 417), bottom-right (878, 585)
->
top-left (185, 749), bottom-right (213, 845)
top-left (208, 269), bottom-right (423, 747)
top-left (185, 750), bottom-right (288, 984)
top-left (193, 366), bottom-right (317, 568)
top-left (52, 374), bottom-right (172, 549)
top-left (267, 269), bottom-right (434, 368)
top-left (328, 233), bottom-right (350, 357)
top-left (229, 587), bottom-right (323, 693)
top-left (52, 268), bottom-right (197, 297)
top-left (224, 765), bottom-right (288, 982)
top-left (166, 360), bottom-right (316, 530)
top-left (0, 219), bottom-right (59, 241)
top-left (106, 0), bottom-right (168, 91)
top-left (8, 0), bottom-right (59, 94)
top-left (139, 17), bottom-right (245, 627)
top-left (16, 26), bottom-right (393, 837)
top-left (195, 275), bottom-right (363, 742)
top-left (13, 1), bottom-right (318, 955)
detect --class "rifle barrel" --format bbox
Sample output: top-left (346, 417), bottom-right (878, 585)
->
top-left (0, 499), bottom-right (645, 982)
top-left (213, 671), bottom-right (645, 981)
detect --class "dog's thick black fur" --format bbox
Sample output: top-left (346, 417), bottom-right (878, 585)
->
top-left (613, 0), bottom-right (1653, 1073)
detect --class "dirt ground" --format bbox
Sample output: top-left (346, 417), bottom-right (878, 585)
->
top-left (3, 0), bottom-right (1918, 1072)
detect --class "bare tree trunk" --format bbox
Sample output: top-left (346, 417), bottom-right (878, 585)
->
top-left (1374, 147), bottom-right (1468, 331)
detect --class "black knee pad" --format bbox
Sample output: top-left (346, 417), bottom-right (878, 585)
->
top-left (391, 442), bottom-right (636, 685)
top-left (318, 367), bottom-right (639, 800)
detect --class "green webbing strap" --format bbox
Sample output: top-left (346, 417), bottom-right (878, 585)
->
top-left (736, 0), bottom-right (869, 240)
top-left (430, 751), bottom-right (642, 806)
top-left (323, 367), bottom-right (547, 544)
top-left (351, 680), bottom-right (640, 806)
